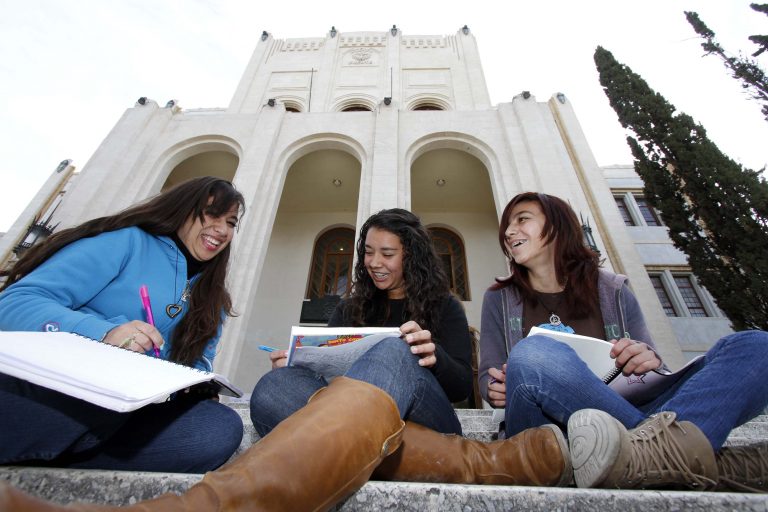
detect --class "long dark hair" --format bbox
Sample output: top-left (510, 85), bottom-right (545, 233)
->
top-left (1, 177), bottom-right (246, 367)
top-left (344, 208), bottom-right (450, 332)
top-left (493, 192), bottom-right (600, 318)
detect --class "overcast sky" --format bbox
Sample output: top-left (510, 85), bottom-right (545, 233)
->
top-left (1, 0), bottom-right (766, 232)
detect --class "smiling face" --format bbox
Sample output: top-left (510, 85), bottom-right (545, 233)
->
top-left (177, 201), bottom-right (239, 262)
top-left (364, 227), bottom-right (406, 299)
top-left (504, 200), bottom-right (555, 270)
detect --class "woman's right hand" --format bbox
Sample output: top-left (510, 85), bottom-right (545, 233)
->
top-left (487, 364), bottom-right (507, 408)
top-left (103, 320), bottom-right (164, 353)
top-left (269, 349), bottom-right (289, 369)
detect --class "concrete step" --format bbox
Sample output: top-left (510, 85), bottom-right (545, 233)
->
top-left (2, 408), bottom-right (767, 510)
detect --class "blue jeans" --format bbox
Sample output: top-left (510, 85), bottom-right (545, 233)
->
top-left (0, 373), bottom-right (243, 473)
top-left (504, 331), bottom-right (768, 449)
top-left (250, 337), bottom-right (462, 436)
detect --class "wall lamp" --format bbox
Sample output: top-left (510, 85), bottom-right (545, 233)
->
top-left (330, 26), bottom-right (337, 38)
top-left (522, 91), bottom-right (531, 99)
top-left (556, 92), bottom-right (566, 104)
top-left (462, 25), bottom-right (469, 35)
top-left (391, 25), bottom-right (398, 36)
top-left (137, 97), bottom-right (147, 106)
top-left (261, 31), bottom-right (269, 41)
top-left (384, 97), bottom-right (392, 105)
top-left (267, 98), bottom-right (276, 107)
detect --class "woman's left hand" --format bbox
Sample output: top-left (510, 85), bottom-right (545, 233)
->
top-left (400, 320), bottom-right (436, 368)
top-left (610, 338), bottom-right (662, 375)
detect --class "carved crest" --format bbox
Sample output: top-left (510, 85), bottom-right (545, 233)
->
top-left (349, 47), bottom-right (373, 65)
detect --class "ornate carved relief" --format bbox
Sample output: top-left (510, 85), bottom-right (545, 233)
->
top-left (348, 47), bottom-right (373, 65)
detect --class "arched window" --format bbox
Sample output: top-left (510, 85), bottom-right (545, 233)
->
top-left (341, 105), bottom-right (372, 112)
top-left (306, 228), bottom-right (355, 299)
top-left (413, 104), bottom-right (443, 111)
top-left (429, 228), bottom-right (470, 300)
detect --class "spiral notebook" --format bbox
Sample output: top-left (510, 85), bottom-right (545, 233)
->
top-left (528, 326), bottom-right (702, 404)
top-left (0, 331), bottom-right (242, 412)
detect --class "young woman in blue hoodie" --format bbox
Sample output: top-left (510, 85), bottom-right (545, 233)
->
top-left (0, 176), bottom-right (245, 473)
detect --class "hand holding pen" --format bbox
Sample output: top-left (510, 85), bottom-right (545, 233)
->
top-left (487, 363), bottom-right (507, 408)
top-left (139, 285), bottom-right (162, 358)
top-left (103, 320), bottom-right (164, 354)
top-left (259, 344), bottom-right (288, 369)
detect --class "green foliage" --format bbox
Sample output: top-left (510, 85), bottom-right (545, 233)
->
top-left (685, 6), bottom-right (768, 121)
top-left (594, 46), bottom-right (768, 330)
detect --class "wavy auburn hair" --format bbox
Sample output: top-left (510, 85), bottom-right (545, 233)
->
top-left (344, 208), bottom-right (450, 331)
top-left (493, 192), bottom-right (600, 318)
top-left (1, 177), bottom-right (246, 367)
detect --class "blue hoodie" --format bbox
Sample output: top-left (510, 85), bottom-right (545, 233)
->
top-left (0, 226), bottom-right (220, 371)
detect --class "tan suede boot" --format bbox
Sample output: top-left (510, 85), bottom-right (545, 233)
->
top-left (0, 377), bottom-right (405, 512)
top-left (715, 442), bottom-right (768, 492)
top-left (568, 409), bottom-right (718, 490)
top-left (372, 421), bottom-right (572, 486)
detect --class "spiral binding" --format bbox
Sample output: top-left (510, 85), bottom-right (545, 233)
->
top-left (602, 366), bottom-right (622, 384)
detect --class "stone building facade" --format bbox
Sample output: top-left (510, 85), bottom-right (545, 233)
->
top-left (0, 27), bottom-right (732, 392)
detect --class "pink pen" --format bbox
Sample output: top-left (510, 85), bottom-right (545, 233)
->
top-left (139, 285), bottom-right (161, 358)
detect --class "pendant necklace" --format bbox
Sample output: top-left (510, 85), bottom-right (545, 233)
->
top-left (535, 291), bottom-right (575, 334)
top-left (166, 248), bottom-right (189, 319)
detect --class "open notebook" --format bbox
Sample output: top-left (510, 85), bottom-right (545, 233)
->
top-left (528, 326), bottom-right (702, 404)
top-left (0, 331), bottom-right (242, 412)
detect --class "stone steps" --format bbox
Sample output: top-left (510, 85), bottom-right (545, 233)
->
top-left (2, 406), bottom-right (767, 510)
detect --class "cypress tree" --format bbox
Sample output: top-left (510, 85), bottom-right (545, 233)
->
top-left (594, 46), bottom-right (768, 330)
top-left (685, 6), bottom-right (768, 121)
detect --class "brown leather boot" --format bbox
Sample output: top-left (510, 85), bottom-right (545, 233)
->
top-left (0, 377), bottom-right (405, 512)
top-left (715, 442), bottom-right (768, 492)
top-left (372, 421), bottom-right (572, 486)
top-left (568, 409), bottom-right (718, 490)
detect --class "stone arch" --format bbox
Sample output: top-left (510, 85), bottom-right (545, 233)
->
top-left (405, 132), bottom-right (504, 319)
top-left (331, 94), bottom-right (378, 112)
top-left (151, 136), bottom-right (243, 193)
top-left (405, 94), bottom-right (453, 111)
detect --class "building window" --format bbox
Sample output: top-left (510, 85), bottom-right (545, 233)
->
top-left (647, 270), bottom-right (713, 318)
top-left (673, 275), bottom-right (708, 317)
top-left (613, 192), bottom-right (663, 227)
top-left (341, 105), bottom-right (371, 112)
top-left (429, 228), bottom-right (470, 300)
top-left (306, 228), bottom-right (355, 299)
top-left (614, 196), bottom-right (635, 226)
top-left (649, 275), bottom-right (677, 316)
top-left (635, 197), bottom-right (662, 226)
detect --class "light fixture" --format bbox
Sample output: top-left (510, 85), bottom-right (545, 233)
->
top-left (332, 178), bottom-right (342, 187)
top-left (580, 214), bottom-right (599, 254)
top-left (522, 91), bottom-right (531, 99)
top-left (384, 97), bottom-right (392, 105)
top-left (436, 178), bottom-right (446, 187)
top-left (137, 97), bottom-right (147, 106)
top-left (165, 100), bottom-right (176, 108)
top-left (391, 25), bottom-right (398, 36)
top-left (261, 31), bottom-right (269, 41)
top-left (267, 98), bottom-right (276, 107)
top-left (462, 25), bottom-right (469, 35)
top-left (55, 159), bottom-right (72, 173)
top-left (330, 26), bottom-right (337, 38)
top-left (556, 92), bottom-right (566, 104)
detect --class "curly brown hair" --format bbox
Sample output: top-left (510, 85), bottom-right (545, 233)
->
top-left (343, 208), bottom-right (450, 332)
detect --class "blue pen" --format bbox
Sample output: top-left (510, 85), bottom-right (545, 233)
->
top-left (258, 345), bottom-right (279, 352)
